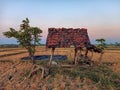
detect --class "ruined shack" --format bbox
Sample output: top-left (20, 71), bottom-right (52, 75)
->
top-left (46, 28), bottom-right (91, 65)
top-left (46, 28), bottom-right (90, 48)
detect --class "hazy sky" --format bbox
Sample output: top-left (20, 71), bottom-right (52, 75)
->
top-left (0, 0), bottom-right (120, 44)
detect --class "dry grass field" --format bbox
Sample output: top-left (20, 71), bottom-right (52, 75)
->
top-left (0, 46), bottom-right (120, 90)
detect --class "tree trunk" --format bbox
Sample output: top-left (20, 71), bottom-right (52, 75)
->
top-left (29, 52), bottom-right (35, 64)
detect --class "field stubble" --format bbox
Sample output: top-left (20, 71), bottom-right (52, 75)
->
top-left (0, 47), bottom-right (120, 90)
top-left (0, 47), bottom-right (120, 73)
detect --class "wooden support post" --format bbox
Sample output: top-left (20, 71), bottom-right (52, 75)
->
top-left (90, 49), bottom-right (93, 60)
top-left (85, 49), bottom-right (88, 57)
top-left (99, 52), bottom-right (104, 65)
top-left (49, 47), bottom-right (55, 65)
top-left (74, 47), bottom-right (82, 65)
top-left (74, 48), bottom-right (77, 64)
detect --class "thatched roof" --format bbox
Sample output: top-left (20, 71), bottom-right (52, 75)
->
top-left (46, 28), bottom-right (90, 48)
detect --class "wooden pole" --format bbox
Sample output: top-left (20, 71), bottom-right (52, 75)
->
top-left (90, 49), bottom-right (94, 60)
top-left (49, 47), bottom-right (55, 65)
top-left (74, 47), bottom-right (83, 64)
top-left (99, 52), bottom-right (104, 65)
top-left (74, 48), bottom-right (77, 64)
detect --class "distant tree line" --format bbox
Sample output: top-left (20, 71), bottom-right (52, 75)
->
top-left (0, 44), bottom-right (19, 48)
top-left (113, 42), bottom-right (120, 46)
top-left (0, 44), bottom-right (45, 48)
top-left (106, 42), bottom-right (120, 47)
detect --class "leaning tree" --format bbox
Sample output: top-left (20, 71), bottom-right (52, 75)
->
top-left (96, 38), bottom-right (106, 50)
top-left (3, 18), bottom-right (42, 64)
top-left (96, 38), bottom-right (106, 63)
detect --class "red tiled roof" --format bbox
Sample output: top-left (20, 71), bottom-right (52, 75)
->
top-left (46, 28), bottom-right (90, 48)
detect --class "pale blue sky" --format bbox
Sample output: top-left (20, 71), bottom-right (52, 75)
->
top-left (0, 0), bottom-right (120, 44)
